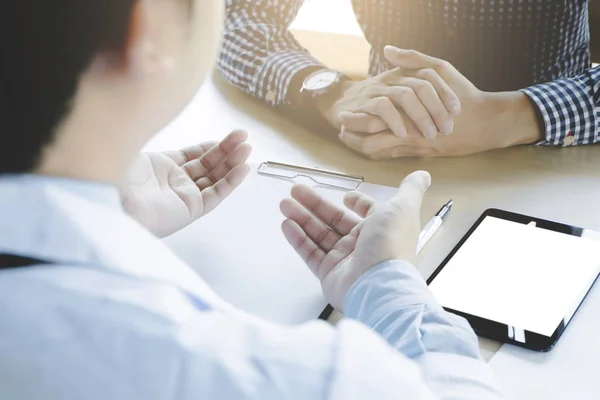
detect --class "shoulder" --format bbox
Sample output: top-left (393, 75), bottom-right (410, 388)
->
top-left (0, 265), bottom-right (238, 398)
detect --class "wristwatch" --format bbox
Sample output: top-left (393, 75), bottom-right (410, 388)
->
top-left (300, 68), bottom-right (350, 108)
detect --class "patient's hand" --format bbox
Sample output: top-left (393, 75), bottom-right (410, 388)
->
top-left (337, 47), bottom-right (541, 159)
top-left (120, 130), bottom-right (251, 238)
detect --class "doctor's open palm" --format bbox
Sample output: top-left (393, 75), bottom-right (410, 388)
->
top-left (120, 130), bottom-right (252, 238)
top-left (280, 171), bottom-right (431, 310)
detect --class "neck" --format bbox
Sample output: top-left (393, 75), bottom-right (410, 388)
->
top-left (36, 135), bottom-right (143, 185)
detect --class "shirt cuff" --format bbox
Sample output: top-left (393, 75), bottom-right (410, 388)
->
top-left (521, 75), bottom-right (599, 147)
top-left (253, 50), bottom-right (325, 107)
top-left (343, 260), bottom-right (441, 327)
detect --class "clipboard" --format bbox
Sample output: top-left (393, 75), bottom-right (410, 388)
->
top-left (163, 161), bottom-right (398, 325)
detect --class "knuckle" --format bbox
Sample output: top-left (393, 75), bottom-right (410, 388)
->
top-left (368, 119), bottom-right (384, 133)
top-left (419, 148), bottom-right (436, 158)
top-left (378, 68), bottom-right (400, 83)
top-left (435, 111), bottom-right (452, 122)
top-left (358, 138), bottom-right (374, 154)
top-left (342, 115), bottom-right (362, 128)
top-left (394, 86), bottom-right (415, 102)
top-left (364, 151), bottom-right (380, 160)
top-left (375, 96), bottom-right (393, 109)
top-left (367, 153), bottom-right (384, 161)
top-left (435, 59), bottom-right (453, 72)
top-left (416, 115), bottom-right (435, 127)
top-left (364, 202), bottom-right (377, 216)
top-left (330, 209), bottom-right (345, 227)
top-left (383, 202), bottom-right (410, 220)
top-left (418, 68), bottom-right (438, 81)
top-left (413, 80), bottom-right (435, 97)
top-left (413, 146), bottom-right (437, 158)
top-left (394, 191), bottom-right (422, 209)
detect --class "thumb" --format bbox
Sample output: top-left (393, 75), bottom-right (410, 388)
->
top-left (390, 170), bottom-right (431, 213)
top-left (351, 170), bottom-right (431, 270)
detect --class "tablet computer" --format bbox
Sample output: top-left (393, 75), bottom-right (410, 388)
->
top-left (427, 209), bottom-right (600, 351)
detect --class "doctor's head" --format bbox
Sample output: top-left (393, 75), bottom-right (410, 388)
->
top-left (0, 0), bottom-right (222, 182)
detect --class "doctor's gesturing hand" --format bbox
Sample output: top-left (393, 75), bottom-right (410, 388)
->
top-left (120, 130), bottom-right (252, 238)
top-left (280, 171), bottom-right (431, 310)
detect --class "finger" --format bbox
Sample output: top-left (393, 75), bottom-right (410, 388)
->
top-left (343, 191), bottom-right (376, 218)
top-left (199, 164), bottom-right (250, 216)
top-left (182, 130), bottom-right (248, 180)
top-left (290, 184), bottom-right (360, 236)
top-left (386, 86), bottom-right (438, 139)
top-left (280, 197), bottom-right (341, 252)
top-left (355, 97), bottom-right (407, 137)
top-left (411, 68), bottom-right (461, 115)
top-left (281, 219), bottom-right (327, 278)
top-left (338, 112), bottom-right (387, 134)
top-left (391, 78), bottom-right (454, 135)
top-left (368, 145), bottom-right (429, 160)
top-left (196, 143), bottom-right (252, 190)
top-left (368, 136), bottom-right (438, 159)
top-left (338, 128), bottom-right (407, 157)
top-left (163, 142), bottom-right (216, 166)
top-left (390, 170), bottom-right (432, 212)
top-left (384, 46), bottom-right (448, 71)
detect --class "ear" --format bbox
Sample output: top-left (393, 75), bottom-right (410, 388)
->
top-left (124, 0), bottom-right (176, 79)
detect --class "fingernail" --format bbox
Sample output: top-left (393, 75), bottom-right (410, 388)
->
top-left (425, 125), bottom-right (437, 140)
top-left (449, 101), bottom-right (461, 115)
top-left (441, 120), bottom-right (454, 135)
top-left (396, 126), bottom-right (407, 138)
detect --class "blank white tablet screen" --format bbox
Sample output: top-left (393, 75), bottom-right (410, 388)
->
top-left (429, 216), bottom-right (600, 336)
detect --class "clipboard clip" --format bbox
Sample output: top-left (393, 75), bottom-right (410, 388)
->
top-left (258, 161), bottom-right (364, 191)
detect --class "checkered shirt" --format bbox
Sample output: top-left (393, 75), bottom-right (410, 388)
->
top-left (218, 0), bottom-right (599, 146)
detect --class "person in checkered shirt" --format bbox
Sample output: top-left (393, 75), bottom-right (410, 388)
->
top-left (218, 0), bottom-right (600, 159)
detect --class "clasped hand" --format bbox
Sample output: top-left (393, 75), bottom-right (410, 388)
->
top-left (324, 46), bottom-right (531, 159)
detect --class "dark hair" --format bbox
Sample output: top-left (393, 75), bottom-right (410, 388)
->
top-left (0, 1), bottom-right (136, 173)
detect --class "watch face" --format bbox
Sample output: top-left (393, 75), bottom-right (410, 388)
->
top-left (304, 70), bottom-right (339, 91)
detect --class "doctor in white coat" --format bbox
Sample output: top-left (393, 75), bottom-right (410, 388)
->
top-left (0, 0), bottom-right (504, 399)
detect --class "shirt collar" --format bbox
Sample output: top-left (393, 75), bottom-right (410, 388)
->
top-left (0, 174), bottom-right (122, 211)
top-left (0, 174), bottom-right (122, 265)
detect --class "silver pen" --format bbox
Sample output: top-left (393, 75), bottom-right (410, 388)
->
top-left (417, 199), bottom-right (453, 254)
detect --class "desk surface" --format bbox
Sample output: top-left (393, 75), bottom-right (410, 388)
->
top-left (147, 73), bottom-right (600, 361)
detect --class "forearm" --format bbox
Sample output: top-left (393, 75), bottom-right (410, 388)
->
top-left (483, 91), bottom-right (544, 148)
top-left (343, 261), bottom-right (505, 399)
top-left (520, 66), bottom-right (600, 146)
top-left (217, 0), bottom-right (325, 106)
top-left (590, 0), bottom-right (600, 63)
top-left (343, 261), bottom-right (481, 358)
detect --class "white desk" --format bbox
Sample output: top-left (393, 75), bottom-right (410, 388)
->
top-left (147, 72), bottom-right (600, 362)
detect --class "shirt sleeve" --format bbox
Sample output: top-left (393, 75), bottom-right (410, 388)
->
top-left (521, 66), bottom-right (600, 146)
top-left (0, 262), bottom-right (505, 399)
top-left (79, 261), bottom-right (503, 399)
top-left (217, 0), bottom-right (326, 107)
top-left (343, 261), bottom-right (505, 399)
